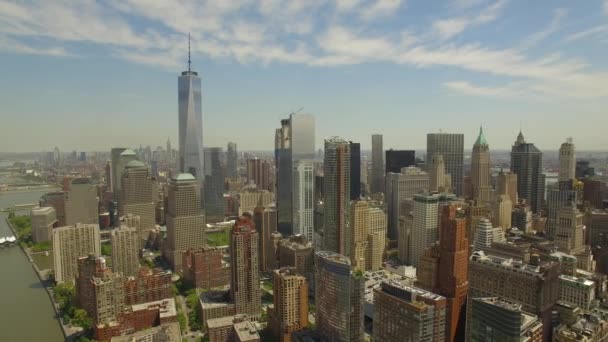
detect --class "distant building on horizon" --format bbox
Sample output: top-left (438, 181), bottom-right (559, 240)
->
top-left (471, 127), bottom-right (491, 204)
top-left (558, 138), bottom-right (576, 183)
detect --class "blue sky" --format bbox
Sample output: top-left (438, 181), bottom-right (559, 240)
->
top-left (1, 0), bottom-right (607, 153)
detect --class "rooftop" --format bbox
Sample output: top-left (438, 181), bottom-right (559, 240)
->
top-left (125, 160), bottom-right (146, 168)
top-left (233, 321), bottom-right (260, 341)
top-left (120, 149), bottom-right (136, 156)
top-left (131, 298), bottom-right (177, 319)
top-left (559, 274), bottom-right (595, 287)
top-left (173, 173), bottom-right (196, 181)
top-left (31, 206), bottom-right (55, 215)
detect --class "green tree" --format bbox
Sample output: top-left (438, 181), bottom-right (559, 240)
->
top-left (72, 309), bottom-right (93, 329)
top-left (177, 312), bottom-right (187, 331)
top-left (101, 242), bottom-right (112, 256)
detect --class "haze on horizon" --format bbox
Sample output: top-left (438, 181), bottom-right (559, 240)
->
top-left (1, 0), bottom-right (607, 153)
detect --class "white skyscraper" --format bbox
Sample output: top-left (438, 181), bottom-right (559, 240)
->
top-left (293, 159), bottom-right (314, 242)
top-left (559, 138), bottom-right (576, 182)
top-left (410, 193), bottom-right (440, 267)
top-left (178, 35), bottom-right (203, 181)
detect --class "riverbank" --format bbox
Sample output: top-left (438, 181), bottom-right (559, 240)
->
top-left (0, 184), bottom-right (60, 195)
top-left (5, 217), bottom-right (81, 341)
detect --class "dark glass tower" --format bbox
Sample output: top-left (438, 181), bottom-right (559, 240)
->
top-left (349, 142), bottom-right (361, 200)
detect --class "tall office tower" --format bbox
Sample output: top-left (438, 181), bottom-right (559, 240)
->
top-left (40, 191), bottom-right (67, 226)
top-left (437, 205), bottom-right (469, 341)
top-left (119, 161), bottom-right (156, 244)
top-left (471, 127), bottom-right (492, 204)
top-left (246, 158), bottom-right (271, 191)
top-left (427, 133), bottom-right (464, 196)
top-left (385, 149), bottom-right (416, 173)
top-left (511, 131), bottom-right (545, 213)
top-left (555, 204), bottom-right (586, 255)
top-left (582, 179), bottom-right (605, 209)
top-left (178, 39), bottom-right (203, 180)
top-left (559, 138), bottom-right (576, 182)
top-left (254, 205), bottom-right (278, 272)
top-left (270, 267), bottom-right (309, 341)
top-left (347, 201), bottom-right (386, 271)
top-left (65, 178), bottom-right (99, 226)
top-left (468, 252), bottom-right (561, 341)
top-left (323, 137), bottom-right (350, 254)
top-left (204, 147), bottom-right (225, 222)
top-left (76, 255), bottom-right (125, 326)
top-left (493, 194), bottom-right (513, 230)
top-left (110, 225), bottom-right (140, 277)
top-left (230, 215), bottom-right (261, 319)
top-left (587, 209), bottom-right (608, 246)
top-left (165, 173), bottom-right (206, 271)
top-left (275, 113), bottom-right (315, 236)
top-left (293, 159), bottom-right (314, 242)
top-left (474, 218), bottom-right (505, 251)
top-left (111, 148), bottom-right (139, 196)
top-left (53, 223), bottom-right (101, 283)
top-left (31, 207), bottom-right (57, 243)
top-left (546, 184), bottom-right (577, 240)
top-left (374, 280), bottom-right (447, 342)
top-left (349, 142), bottom-right (361, 200)
top-left (469, 297), bottom-right (543, 342)
top-left (410, 193), bottom-right (440, 267)
top-left (512, 203), bottom-right (533, 233)
top-left (226, 142), bottom-right (238, 179)
top-left (278, 236), bottom-right (314, 291)
top-left (360, 156), bottom-right (369, 196)
top-left (497, 170), bottom-right (518, 205)
top-left (398, 206), bottom-right (414, 264)
top-left (429, 154), bottom-right (448, 193)
top-left (315, 251), bottom-right (364, 342)
top-left (371, 134), bottom-right (384, 194)
top-left (386, 166), bottom-right (430, 241)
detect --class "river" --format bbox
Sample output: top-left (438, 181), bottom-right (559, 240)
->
top-left (0, 190), bottom-right (64, 342)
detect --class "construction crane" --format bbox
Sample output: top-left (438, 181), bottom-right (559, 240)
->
top-left (287, 107), bottom-right (304, 116)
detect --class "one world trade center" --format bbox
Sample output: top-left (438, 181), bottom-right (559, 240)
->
top-left (178, 34), bottom-right (203, 183)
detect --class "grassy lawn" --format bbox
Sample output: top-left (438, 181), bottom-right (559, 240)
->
top-left (206, 229), bottom-right (229, 246)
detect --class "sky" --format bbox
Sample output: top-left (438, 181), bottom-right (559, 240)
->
top-left (0, 0), bottom-right (607, 153)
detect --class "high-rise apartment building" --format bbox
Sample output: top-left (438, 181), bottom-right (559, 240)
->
top-left (468, 252), bottom-right (561, 341)
top-left (427, 133), bottom-right (464, 196)
top-left (119, 161), bottom-right (156, 244)
top-left (347, 201), bottom-right (386, 271)
top-left (165, 173), bottom-right (206, 271)
top-left (315, 251), bottom-right (363, 342)
top-left (323, 138), bottom-right (350, 254)
top-left (275, 113), bottom-right (315, 236)
top-left (230, 215), bottom-right (261, 319)
top-left (371, 134), bottom-right (384, 194)
top-left (226, 142), bottom-right (237, 179)
top-left (270, 267), bottom-right (308, 341)
top-left (511, 131), bottom-right (545, 213)
top-left (53, 223), bottom-right (101, 283)
top-left (110, 224), bottom-right (140, 277)
top-left (65, 178), bottom-right (99, 226)
top-left (293, 159), bottom-right (314, 242)
top-left (31, 207), bottom-right (57, 243)
top-left (469, 297), bottom-right (543, 342)
top-left (178, 46), bottom-right (203, 181)
top-left (559, 138), bottom-right (576, 182)
top-left (203, 147), bottom-right (225, 222)
top-left (373, 280), bottom-right (447, 342)
top-left (497, 170), bottom-right (518, 205)
top-left (385, 166), bottom-right (429, 240)
top-left (182, 247), bottom-right (229, 290)
top-left (349, 142), bottom-right (361, 200)
top-left (471, 127), bottom-right (492, 204)
top-left (277, 236), bottom-right (314, 291)
top-left (385, 149), bottom-right (415, 174)
top-left (253, 205), bottom-right (278, 272)
top-left (246, 158), bottom-right (271, 191)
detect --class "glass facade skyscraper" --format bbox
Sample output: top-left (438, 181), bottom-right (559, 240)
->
top-left (427, 133), bottom-right (464, 196)
top-left (178, 67), bottom-right (203, 182)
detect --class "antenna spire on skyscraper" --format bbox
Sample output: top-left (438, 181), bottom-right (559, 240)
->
top-left (188, 32), bottom-right (191, 73)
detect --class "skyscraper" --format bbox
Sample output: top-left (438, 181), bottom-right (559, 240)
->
top-left (493, 194), bottom-right (513, 230)
top-left (253, 205), bottom-right (278, 272)
top-left (385, 149), bottom-right (415, 174)
top-left (386, 166), bottom-right (429, 241)
top-left (511, 131), bottom-right (545, 213)
top-left (31, 207), bottom-right (57, 243)
top-left (165, 173), bottom-right (206, 271)
top-left (429, 154), bottom-right (448, 193)
top-left (110, 224), bottom-right (140, 277)
top-left (558, 138), bottom-right (576, 182)
top-left (469, 297), bottom-right (543, 342)
top-left (315, 251), bottom-right (363, 342)
top-left (246, 158), bottom-right (271, 191)
top-left (371, 134), bottom-right (384, 194)
top-left (555, 204), bottom-right (586, 255)
top-left (427, 133), bottom-right (464, 196)
top-left (471, 126), bottom-right (491, 204)
top-left (323, 137), bottom-right (350, 254)
top-left (178, 36), bottom-right (203, 181)
top-left (497, 170), bottom-right (518, 205)
top-left (275, 113), bottom-right (315, 236)
top-left (349, 141), bottom-right (361, 200)
top-left (270, 267), bottom-right (309, 341)
top-left (546, 183), bottom-right (577, 240)
top-left (293, 159), bottom-right (314, 242)
top-left (410, 193), bottom-right (441, 267)
top-left (65, 178), bottom-right (99, 226)
top-left (347, 201), bottom-right (386, 271)
top-left (53, 223), bottom-right (101, 283)
top-left (226, 142), bottom-right (237, 179)
top-left (119, 161), bottom-right (156, 244)
top-left (230, 215), bottom-right (261, 319)
top-left (203, 147), bottom-right (225, 222)
top-left (373, 281), bottom-right (447, 342)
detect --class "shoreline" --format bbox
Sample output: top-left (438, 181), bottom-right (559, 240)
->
top-left (5, 216), bottom-right (77, 341)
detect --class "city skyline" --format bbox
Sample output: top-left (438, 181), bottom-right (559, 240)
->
top-left (1, 1), bottom-right (608, 152)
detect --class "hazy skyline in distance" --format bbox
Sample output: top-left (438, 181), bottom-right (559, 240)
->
top-left (1, 0), bottom-right (607, 153)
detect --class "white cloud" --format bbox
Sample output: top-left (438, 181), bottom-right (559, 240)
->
top-left (0, 36), bottom-right (73, 57)
top-left (359, 0), bottom-right (404, 20)
top-left (564, 24), bottom-right (608, 43)
top-left (432, 0), bottom-right (507, 40)
top-left (443, 81), bottom-right (522, 98)
top-left (450, 0), bottom-right (486, 9)
top-left (519, 8), bottom-right (567, 50)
